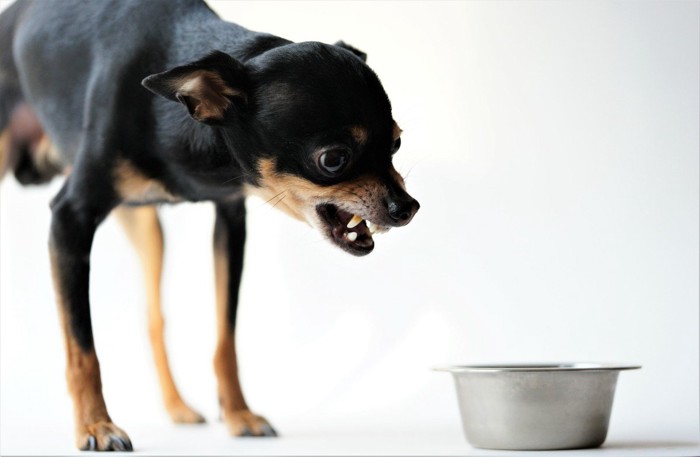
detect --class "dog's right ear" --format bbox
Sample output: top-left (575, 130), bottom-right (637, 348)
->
top-left (142, 51), bottom-right (248, 124)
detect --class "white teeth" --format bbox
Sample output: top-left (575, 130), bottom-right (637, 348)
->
top-left (346, 232), bottom-right (358, 242)
top-left (366, 221), bottom-right (389, 235)
top-left (347, 214), bottom-right (363, 228)
top-left (367, 221), bottom-right (377, 235)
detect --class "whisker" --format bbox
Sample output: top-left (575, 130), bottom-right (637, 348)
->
top-left (245, 190), bottom-right (288, 218)
top-left (263, 190), bottom-right (286, 207)
top-left (402, 165), bottom-right (416, 182)
top-left (221, 172), bottom-right (251, 185)
top-left (271, 194), bottom-right (287, 210)
top-left (334, 186), bottom-right (363, 201)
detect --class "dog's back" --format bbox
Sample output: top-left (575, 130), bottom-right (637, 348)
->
top-left (1, 0), bottom-right (286, 189)
top-left (1, 0), bottom-right (186, 179)
top-left (0, 0), bottom-right (26, 125)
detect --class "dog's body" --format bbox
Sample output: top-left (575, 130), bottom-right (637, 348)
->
top-left (0, 0), bottom-right (418, 451)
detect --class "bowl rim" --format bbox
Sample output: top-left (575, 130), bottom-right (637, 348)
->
top-left (433, 363), bottom-right (641, 373)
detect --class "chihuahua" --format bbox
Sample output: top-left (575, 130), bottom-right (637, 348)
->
top-left (0, 0), bottom-right (418, 451)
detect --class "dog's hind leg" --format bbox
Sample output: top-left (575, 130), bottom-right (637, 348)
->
top-left (114, 205), bottom-right (205, 424)
top-left (0, 126), bottom-right (9, 178)
top-left (0, 89), bottom-right (24, 180)
top-left (213, 198), bottom-right (277, 437)
top-left (0, 102), bottom-right (65, 184)
top-left (0, 0), bottom-right (29, 180)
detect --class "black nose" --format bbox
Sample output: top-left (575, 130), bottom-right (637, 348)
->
top-left (388, 197), bottom-right (420, 226)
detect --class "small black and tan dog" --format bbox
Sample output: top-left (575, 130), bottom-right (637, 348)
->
top-left (0, 0), bottom-right (419, 451)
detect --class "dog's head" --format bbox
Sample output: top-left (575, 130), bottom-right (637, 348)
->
top-left (143, 41), bottom-right (418, 256)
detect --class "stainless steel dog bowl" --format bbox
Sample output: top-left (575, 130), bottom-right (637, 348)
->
top-left (436, 363), bottom-right (640, 450)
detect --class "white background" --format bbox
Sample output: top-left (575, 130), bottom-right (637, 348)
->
top-left (1, 1), bottom-right (698, 455)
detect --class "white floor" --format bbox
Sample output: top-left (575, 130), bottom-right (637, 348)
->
top-left (1, 418), bottom-right (698, 456)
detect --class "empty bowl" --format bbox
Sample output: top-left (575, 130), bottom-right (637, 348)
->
top-left (435, 363), bottom-right (640, 450)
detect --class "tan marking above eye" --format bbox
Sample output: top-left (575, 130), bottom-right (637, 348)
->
top-left (349, 125), bottom-right (368, 145)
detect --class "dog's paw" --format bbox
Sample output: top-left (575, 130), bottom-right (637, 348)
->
top-left (223, 409), bottom-right (278, 437)
top-left (77, 421), bottom-right (133, 451)
top-left (167, 401), bottom-right (206, 424)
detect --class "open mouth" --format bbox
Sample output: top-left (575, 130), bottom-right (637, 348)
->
top-left (316, 204), bottom-right (388, 256)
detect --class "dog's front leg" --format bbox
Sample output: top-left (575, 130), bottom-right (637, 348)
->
top-left (49, 180), bottom-right (132, 451)
top-left (114, 205), bottom-right (205, 424)
top-left (212, 198), bottom-right (277, 437)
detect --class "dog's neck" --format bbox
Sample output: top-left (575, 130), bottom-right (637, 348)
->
top-left (168, 2), bottom-right (291, 68)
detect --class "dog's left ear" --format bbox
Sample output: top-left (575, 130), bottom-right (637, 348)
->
top-left (142, 51), bottom-right (248, 124)
top-left (334, 41), bottom-right (367, 62)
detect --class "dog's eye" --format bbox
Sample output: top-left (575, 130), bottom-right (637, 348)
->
top-left (391, 137), bottom-right (401, 154)
top-left (318, 149), bottom-right (349, 176)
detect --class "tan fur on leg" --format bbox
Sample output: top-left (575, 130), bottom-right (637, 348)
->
top-left (213, 230), bottom-right (275, 436)
top-left (213, 239), bottom-right (248, 415)
top-left (114, 205), bottom-right (204, 424)
top-left (50, 246), bottom-right (132, 451)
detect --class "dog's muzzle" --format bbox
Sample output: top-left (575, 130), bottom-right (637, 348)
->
top-left (385, 192), bottom-right (420, 227)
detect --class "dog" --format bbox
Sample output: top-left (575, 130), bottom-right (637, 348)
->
top-left (0, 0), bottom-right (419, 451)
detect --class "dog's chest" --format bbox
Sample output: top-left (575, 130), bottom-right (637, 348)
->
top-left (114, 160), bottom-right (182, 205)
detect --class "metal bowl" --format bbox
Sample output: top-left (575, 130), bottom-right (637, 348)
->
top-left (435, 363), bottom-right (640, 450)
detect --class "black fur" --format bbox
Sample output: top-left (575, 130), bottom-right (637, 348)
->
top-left (1, 0), bottom-right (419, 450)
top-left (213, 198), bottom-right (247, 330)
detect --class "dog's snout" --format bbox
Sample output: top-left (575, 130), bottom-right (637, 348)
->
top-left (387, 196), bottom-right (419, 226)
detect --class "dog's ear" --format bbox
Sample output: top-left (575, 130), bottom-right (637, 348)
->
top-left (334, 41), bottom-right (367, 62)
top-left (142, 51), bottom-right (248, 124)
